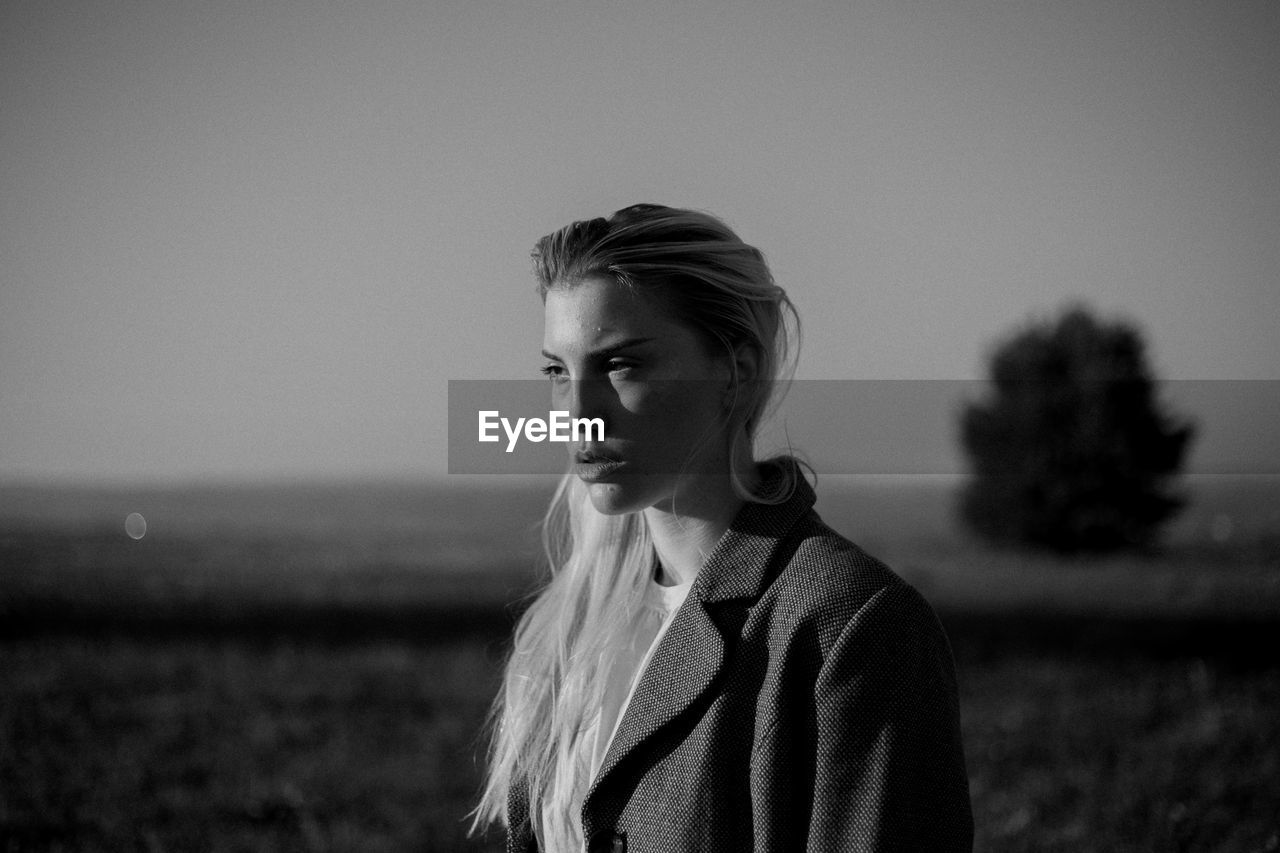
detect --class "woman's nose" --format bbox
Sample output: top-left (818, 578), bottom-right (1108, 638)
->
top-left (557, 378), bottom-right (609, 428)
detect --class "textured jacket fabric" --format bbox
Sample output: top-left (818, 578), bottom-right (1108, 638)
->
top-left (506, 465), bottom-right (974, 852)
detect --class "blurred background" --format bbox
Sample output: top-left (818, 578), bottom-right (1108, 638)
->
top-left (2, 0), bottom-right (1277, 850)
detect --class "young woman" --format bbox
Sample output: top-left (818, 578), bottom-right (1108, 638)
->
top-left (474, 204), bottom-right (973, 852)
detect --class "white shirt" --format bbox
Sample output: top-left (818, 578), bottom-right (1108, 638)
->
top-left (589, 575), bottom-right (693, 781)
top-left (553, 574), bottom-right (693, 853)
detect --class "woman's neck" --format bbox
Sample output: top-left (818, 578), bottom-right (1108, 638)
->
top-left (642, 471), bottom-right (753, 586)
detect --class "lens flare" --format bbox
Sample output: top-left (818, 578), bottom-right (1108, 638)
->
top-left (125, 512), bottom-right (147, 540)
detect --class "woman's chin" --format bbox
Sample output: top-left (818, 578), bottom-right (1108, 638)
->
top-left (583, 481), bottom-right (648, 516)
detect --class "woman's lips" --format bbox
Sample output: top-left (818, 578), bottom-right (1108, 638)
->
top-left (574, 449), bottom-right (625, 482)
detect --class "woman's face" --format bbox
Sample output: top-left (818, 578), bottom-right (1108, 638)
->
top-left (541, 276), bottom-right (734, 516)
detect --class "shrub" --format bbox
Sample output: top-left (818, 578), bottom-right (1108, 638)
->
top-left (959, 305), bottom-right (1195, 552)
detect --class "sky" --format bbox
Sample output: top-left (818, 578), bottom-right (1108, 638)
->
top-left (2, 0), bottom-right (1277, 482)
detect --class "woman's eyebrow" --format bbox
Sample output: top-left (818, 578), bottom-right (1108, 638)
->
top-left (592, 336), bottom-right (656, 356)
top-left (541, 336), bottom-right (657, 361)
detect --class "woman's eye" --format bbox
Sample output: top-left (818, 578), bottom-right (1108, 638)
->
top-left (540, 363), bottom-right (567, 381)
top-left (607, 360), bottom-right (636, 375)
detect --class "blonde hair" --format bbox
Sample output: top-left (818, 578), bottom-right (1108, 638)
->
top-left (473, 204), bottom-right (800, 847)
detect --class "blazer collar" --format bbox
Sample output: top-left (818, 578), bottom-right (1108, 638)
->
top-left (693, 457), bottom-right (816, 604)
top-left (583, 458), bottom-right (814, 831)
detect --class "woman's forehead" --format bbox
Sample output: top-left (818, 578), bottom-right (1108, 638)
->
top-left (545, 278), bottom-right (660, 330)
top-left (542, 278), bottom-right (691, 354)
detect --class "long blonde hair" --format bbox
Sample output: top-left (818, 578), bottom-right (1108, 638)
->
top-left (473, 204), bottom-right (800, 847)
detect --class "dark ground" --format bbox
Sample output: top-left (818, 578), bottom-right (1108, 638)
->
top-left (2, 478), bottom-right (1277, 852)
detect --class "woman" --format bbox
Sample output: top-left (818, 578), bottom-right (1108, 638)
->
top-left (474, 204), bottom-right (972, 852)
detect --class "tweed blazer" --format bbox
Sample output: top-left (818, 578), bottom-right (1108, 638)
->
top-left (506, 466), bottom-right (973, 852)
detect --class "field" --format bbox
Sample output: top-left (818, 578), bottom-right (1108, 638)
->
top-left (2, 477), bottom-right (1278, 852)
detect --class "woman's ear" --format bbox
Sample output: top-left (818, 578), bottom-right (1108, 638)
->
top-left (723, 343), bottom-right (761, 411)
top-left (732, 342), bottom-right (761, 386)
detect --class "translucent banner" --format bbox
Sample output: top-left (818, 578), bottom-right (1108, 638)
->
top-left (446, 380), bottom-right (1280, 476)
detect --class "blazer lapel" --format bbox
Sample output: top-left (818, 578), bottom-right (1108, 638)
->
top-left (588, 591), bottom-right (726, 795)
top-left (585, 460), bottom-right (817, 806)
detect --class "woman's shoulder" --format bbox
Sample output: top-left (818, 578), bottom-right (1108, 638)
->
top-left (762, 508), bottom-right (942, 652)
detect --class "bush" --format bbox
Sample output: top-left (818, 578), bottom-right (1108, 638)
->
top-left (959, 305), bottom-right (1195, 552)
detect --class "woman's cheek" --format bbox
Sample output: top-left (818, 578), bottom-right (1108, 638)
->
top-left (614, 385), bottom-right (646, 414)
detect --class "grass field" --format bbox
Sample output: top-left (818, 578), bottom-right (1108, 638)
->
top-left (2, 477), bottom-right (1278, 852)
